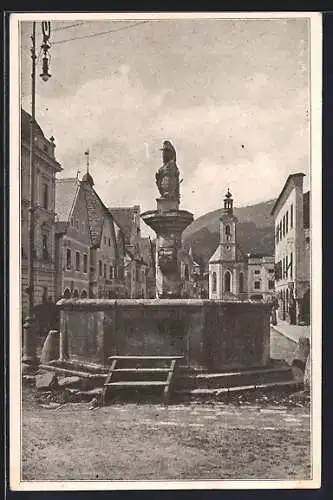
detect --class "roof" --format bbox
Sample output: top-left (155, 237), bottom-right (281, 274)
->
top-left (55, 178), bottom-right (80, 223)
top-left (271, 173), bottom-right (305, 216)
top-left (21, 108), bottom-right (45, 142)
top-left (82, 181), bottom-right (107, 247)
top-left (209, 244), bottom-right (245, 263)
top-left (108, 206), bottom-right (139, 244)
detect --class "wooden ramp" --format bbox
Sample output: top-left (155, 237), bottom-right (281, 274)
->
top-left (102, 356), bottom-right (184, 405)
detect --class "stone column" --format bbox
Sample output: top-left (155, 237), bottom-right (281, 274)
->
top-left (142, 198), bottom-right (193, 298)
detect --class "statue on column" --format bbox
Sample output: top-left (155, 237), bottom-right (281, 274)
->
top-left (155, 140), bottom-right (180, 201)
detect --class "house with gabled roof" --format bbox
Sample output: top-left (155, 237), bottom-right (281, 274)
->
top-left (55, 178), bottom-right (90, 299)
top-left (81, 171), bottom-right (126, 299)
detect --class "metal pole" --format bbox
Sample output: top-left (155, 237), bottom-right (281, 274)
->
top-left (23, 21), bottom-right (37, 365)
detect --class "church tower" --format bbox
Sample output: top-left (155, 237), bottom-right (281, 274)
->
top-left (209, 189), bottom-right (247, 300)
top-left (219, 188), bottom-right (238, 262)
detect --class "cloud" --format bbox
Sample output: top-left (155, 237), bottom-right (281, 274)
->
top-left (22, 64), bottom-right (309, 231)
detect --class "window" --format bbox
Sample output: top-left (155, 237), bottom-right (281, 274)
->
top-left (81, 290), bottom-right (88, 298)
top-left (285, 255), bottom-right (288, 279)
top-left (279, 221), bottom-right (282, 240)
top-left (104, 263), bottom-right (107, 278)
top-left (268, 280), bottom-right (275, 290)
top-left (225, 224), bottom-right (231, 236)
top-left (70, 217), bottom-right (74, 227)
top-left (114, 266), bottom-right (118, 279)
top-left (83, 254), bottom-right (88, 273)
top-left (282, 215), bottom-right (285, 237)
top-left (75, 252), bottom-right (80, 271)
top-left (82, 221), bottom-right (85, 233)
top-left (137, 227), bottom-right (140, 236)
top-left (99, 260), bottom-right (102, 277)
top-left (224, 271), bottom-right (231, 292)
top-left (254, 281), bottom-right (261, 290)
top-left (212, 272), bottom-right (217, 292)
top-left (63, 288), bottom-right (71, 298)
top-left (276, 226), bottom-right (279, 243)
top-left (239, 272), bottom-right (244, 293)
top-left (73, 289), bottom-right (79, 299)
top-left (286, 211), bottom-right (289, 233)
top-left (254, 270), bottom-right (260, 274)
top-left (108, 238), bottom-right (111, 247)
top-left (110, 265), bottom-right (113, 279)
top-left (104, 236), bottom-right (107, 245)
top-left (290, 204), bottom-right (293, 228)
top-left (226, 245), bottom-right (231, 251)
top-left (76, 219), bottom-right (79, 230)
top-left (268, 268), bottom-right (274, 274)
top-left (66, 249), bottom-right (71, 269)
top-left (42, 183), bottom-right (48, 209)
top-left (290, 252), bottom-right (293, 279)
top-left (42, 234), bottom-right (48, 260)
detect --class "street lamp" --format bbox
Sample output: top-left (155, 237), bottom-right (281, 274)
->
top-left (23, 21), bottom-right (52, 368)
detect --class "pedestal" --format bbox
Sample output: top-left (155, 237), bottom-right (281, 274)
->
top-left (142, 198), bottom-right (193, 298)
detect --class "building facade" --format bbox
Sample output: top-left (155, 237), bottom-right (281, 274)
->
top-left (271, 173), bottom-right (310, 325)
top-left (54, 178), bottom-right (90, 299)
top-left (21, 108), bottom-right (62, 317)
top-left (81, 172), bottom-right (126, 299)
top-left (247, 255), bottom-right (275, 302)
top-left (109, 206), bottom-right (150, 298)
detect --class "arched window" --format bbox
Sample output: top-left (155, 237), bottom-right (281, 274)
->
top-left (184, 264), bottom-right (189, 280)
top-left (212, 272), bottom-right (217, 292)
top-left (225, 224), bottom-right (231, 236)
top-left (80, 290), bottom-right (87, 298)
top-left (63, 288), bottom-right (71, 299)
top-left (73, 289), bottom-right (79, 299)
top-left (224, 271), bottom-right (231, 292)
top-left (239, 272), bottom-right (244, 293)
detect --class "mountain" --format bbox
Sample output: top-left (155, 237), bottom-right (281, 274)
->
top-left (183, 199), bottom-right (276, 270)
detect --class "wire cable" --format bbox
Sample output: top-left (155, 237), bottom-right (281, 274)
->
top-left (53, 21), bottom-right (90, 32)
top-left (52, 20), bottom-right (150, 45)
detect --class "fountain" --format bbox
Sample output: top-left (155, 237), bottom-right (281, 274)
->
top-left (141, 140), bottom-right (193, 298)
top-left (38, 141), bottom-right (296, 397)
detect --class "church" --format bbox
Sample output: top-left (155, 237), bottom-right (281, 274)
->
top-left (208, 189), bottom-right (275, 301)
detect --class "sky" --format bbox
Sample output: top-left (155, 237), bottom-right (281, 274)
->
top-left (20, 16), bottom-right (311, 235)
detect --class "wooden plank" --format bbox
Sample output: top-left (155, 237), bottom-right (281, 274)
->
top-left (107, 355), bottom-right (184, 361)
top-left (113, 368), bottom-right (170, 373)
top-left (102, 359), bottom-right (117, 405)
top-left (164, 359), bottom-right (177, 405)
top-left (105, 381), bottom-right (167, 387)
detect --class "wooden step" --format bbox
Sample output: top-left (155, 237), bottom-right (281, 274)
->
top-left (113, 368), bottom-right (171, 373)
top-left (176, 380), bottom-right (299, 396)
top-left (108, 356), bottom-right (184, 360)
top-left (105, 381), bottom-right (167, 387)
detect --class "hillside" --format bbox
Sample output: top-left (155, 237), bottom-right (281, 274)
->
top-left (183, 199), bottom-right (276, 270)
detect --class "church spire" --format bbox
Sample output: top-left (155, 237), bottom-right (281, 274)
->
top-left (223, 188), bottom-right (233, 214)
top-left (82, 149), bottom-right (94, 186)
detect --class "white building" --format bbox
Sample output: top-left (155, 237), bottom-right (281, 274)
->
top-left (271, 173), bottom-right (310, 325)
top-left (209, 189), bottom-right (275, 302)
